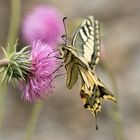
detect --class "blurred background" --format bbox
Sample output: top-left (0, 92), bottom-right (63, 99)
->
top-left (0, 0), bottom-right (140, 140)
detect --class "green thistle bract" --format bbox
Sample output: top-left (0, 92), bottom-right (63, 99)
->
top-left (0, 41), bottom-right (32, 84)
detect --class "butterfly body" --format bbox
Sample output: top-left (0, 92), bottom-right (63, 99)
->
top-left (60, 16), bottom-right (116, 123)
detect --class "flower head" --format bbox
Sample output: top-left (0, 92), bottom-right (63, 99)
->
top-left (20, 40), bottom-right (59, 102)
top-left (22, 5), bottom-right (64, 47)
top-left (0, 41), bottom-right (31, 84)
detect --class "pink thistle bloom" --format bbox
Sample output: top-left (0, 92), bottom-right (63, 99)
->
top-left (20, 40), bottom-right (59, 102)
top-left (22, 5), bottom-right (64, 48)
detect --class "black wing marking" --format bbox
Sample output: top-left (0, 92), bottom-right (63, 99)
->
top-left (72, 16), bottom-right (100, 70)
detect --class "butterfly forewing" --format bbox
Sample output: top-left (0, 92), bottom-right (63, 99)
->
top-left (72, 16), bottom-right (100, 70)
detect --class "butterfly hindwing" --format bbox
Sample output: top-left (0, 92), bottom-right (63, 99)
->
top-left (80, 82), bottom-right (102, 116)
top-left (78, 64), bottom-right (116, 117)
top-left (80, 79), bottom-right (116, 117)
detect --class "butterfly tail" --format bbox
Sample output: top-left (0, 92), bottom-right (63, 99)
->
top-left (80, 80), bottom-right (116, 130)
top-left (80, 83), bottom-right (100, 130)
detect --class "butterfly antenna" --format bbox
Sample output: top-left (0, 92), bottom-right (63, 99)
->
top-left (62, 17), bottom-right (68, 45)
top-left (47, 49), bottom-right (60, 59)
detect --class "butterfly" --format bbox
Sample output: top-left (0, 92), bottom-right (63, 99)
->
top-left (59, 16), bottom-right (116, 129)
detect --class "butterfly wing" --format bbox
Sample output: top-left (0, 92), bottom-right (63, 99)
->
top-left (61, 16), bottom-right (100, 89)
top-left (60, 16), bottom-right (116, 128)
top-left (72, 16), bottom-right (100, 70)
top-left (60, 47), bottom-right (79, 89)
top-left (77, 61), bottom-right (116, 118)
top-left (65, 57), bottom-right (79, 89)
top-left (71, 15), bottom-right (116, 119)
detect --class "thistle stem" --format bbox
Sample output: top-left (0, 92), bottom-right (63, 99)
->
top-left (0, 84), bottom-right (6, 131)
top-left (24, 102), bottom-right (43, 140)
top-left (0, 60), bottom-right (9, 131)
top-left (7, 0), bottom-right (21, 53)
top-left (0, 0), bottom-right (21, 131)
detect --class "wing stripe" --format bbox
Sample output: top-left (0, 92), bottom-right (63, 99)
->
top-left (83, 25), bottom-right (90, 37)
top-left (84, 46), bottom-right (92, 62)
top-left (84, 42), bottom-right (94, 52)
top-left (86, 20), bottom-right (91, 25)
top-left (87, 16), bottom-right (94, 24)
top-left (89, 31), bottom-right (94, 36)
top-left (89, 26), bottom-right (94, 31)
top-left (84, 39), bottom-right (94, 53)
top-left (79, 29), bottom-right (87, 42)
top-left (72, 16), bottom-right (101, 70)
top-left (88, 38), bottom-right (94, 44)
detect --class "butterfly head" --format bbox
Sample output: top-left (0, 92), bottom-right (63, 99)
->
top-left (59, 45), bottom-right (68, 57)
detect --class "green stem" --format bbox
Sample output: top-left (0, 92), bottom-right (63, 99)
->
top-left (101, 60), bottom-right (124, 140)
top-left (24, 103), bottom-right (43, 140)
top-left (0, 0), bottom-right (21, 130)
top-left (7, 0), bottom-right (21, 53)
top-left (0, 84), bottom-right (6, 130)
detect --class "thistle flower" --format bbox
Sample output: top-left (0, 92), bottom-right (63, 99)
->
top-left (20, 40), bottom-right (59, 102)
top-left (22, 5), bottom-right (63, 47)
top-left (0, 41), bottom-right (31, 84)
